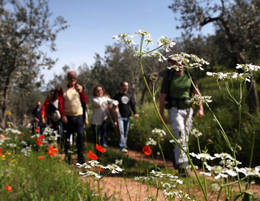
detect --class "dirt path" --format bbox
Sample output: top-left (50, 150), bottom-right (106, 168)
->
top-left (59, 148), bottom-right (260, 201)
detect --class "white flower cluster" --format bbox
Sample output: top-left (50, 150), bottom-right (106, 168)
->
top-left (188, 94), bottom-right (212, 106)
top-left (5, 128), bottom-right (21, 135)
top-left (146, 137), bottom-right (157, 146)
top-left (113, 30), bottom-right (176, 62)
top-left (190, 152), bottom-right (260, 180)
top-left (190, 128), bottom-right (202, 138)
top-left (157, 36), bottom-right (176, 52)
top-left (151, 128), bottom-right (166, 137)
top-left (21, 146), bottom-right (32, 157)
top-left (236, 64), bottom-right (260, 72)
top-left (163, 189), bottom-right (194, 200)
top-left (76, 161), bottom-right (124, 179)
top-left (168, 53), bottom-right (209, 70)
top-left (206, 71), bottom-right (250, 82)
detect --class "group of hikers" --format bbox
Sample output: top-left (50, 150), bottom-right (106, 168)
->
top-left (23, 56), bottom-right (204, 177)
top-left (29, 71), bottom-right (139, 165)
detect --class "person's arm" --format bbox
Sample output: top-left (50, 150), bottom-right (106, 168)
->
top-left (58, 88), bottom-right (67, 124)
top-left (192, 88), bottom-right (204, 119)
top-left (160, 93), bottom-right (168, 124)
top-left (76, 84), bottom-right (87, 104)
top-left (129, 96), bottom-right (139, 118)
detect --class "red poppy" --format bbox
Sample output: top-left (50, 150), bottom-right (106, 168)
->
top-left (35, 127), bottom-right (40, 132)
top-left (36, 138), bottom-right (43, 146)
top-left (48, 145), bottom-right (58, 156)
top-left (88, 151), bottom-right (99, 160)
top-left (38, 156), bottom-right (44, 160)
top-left (0, 148), bottom-right (2, 153)
top-left (6, 184), bottom-right (12, 191)
top-left (96, 144), bottom-right (107, 153)
top-left (98, 168), bottom-right (103, 171)
top-left (39, 135), bottom-right (45, 139)
top-left (142, 145), bottom-right (152, 156)
top-left (21, 132), bottom-right (24, 136)
top-left (48, 150), bottom-right (55, 156)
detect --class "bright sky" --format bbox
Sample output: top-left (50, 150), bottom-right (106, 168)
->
top-left (42, 0), bottom-right (213, 84)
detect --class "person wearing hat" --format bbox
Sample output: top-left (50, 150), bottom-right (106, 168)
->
top-left (58, 71), bottom-right (87, 164)
top-left (159, 56), bottom-right (204, 176)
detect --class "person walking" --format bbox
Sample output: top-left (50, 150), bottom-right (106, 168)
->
top-left (113, 81), bottom-right (139, 153)
top-left (159, 56), bottom-right (204, 176)
top-left (91, 85), bottom-right (114, 157)
top-left (47, 88), bottom-right (63, 151)
top-left (58, 71), bottom-right (87, 164)
top-left (32, 101), bottom-right (42, 133)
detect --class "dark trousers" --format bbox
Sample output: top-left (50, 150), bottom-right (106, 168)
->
top-left (91, 120), bottom-right (107, 156)
top-left (63, 115), bottom-right (85, 164)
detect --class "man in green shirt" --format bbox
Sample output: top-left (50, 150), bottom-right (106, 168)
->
top-left (160, 56), bottom-right (204, 176)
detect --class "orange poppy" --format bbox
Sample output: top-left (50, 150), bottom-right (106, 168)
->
top-left (6, 184), bottom-right (12, 191)
top-left (36, 138), bottom-right (43, 146)
top-left (96, 144), bottom-right (107, 153)
top-left (21, 132), bottom-right (24, 136)
top-left (39, 135), bottom-right (45, 139)
top-left (35, 127), bottom-right (40, 132)
top-left (142, 145), bottom-right (152, 156)
top-left (88, 151), bottom-right (99, 160)
top-left (48, 150), bottom-right (55, 156)
top-left (38, 156), bottom-right (44, 160)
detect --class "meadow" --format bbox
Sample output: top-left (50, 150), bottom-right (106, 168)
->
top-left (1, 31), bottom-right (260, 201)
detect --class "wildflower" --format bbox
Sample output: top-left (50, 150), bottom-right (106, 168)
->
top-left (190, 152), bottom-right (215, 160)
top-left (0, 134), bottom-right (6, 139)
top-left (6, 110), bottom-right (11, 115)
top-left (36, 138), bottom-right (43, 146)
top-left (157, 36), bottom-right (176, 52)
top-left (189, 94), bottom-right (212, 105)
top-left (115, 159), bottom-right (123, 166)
top-left (236, 63), bottom-right (260, 72)
top-left (142, 145), bottom-right (152, 156)
top-left (38, 156), bottom-right (44, 160)
top-left (6, 169), bottom-right (9, 173)
top-left (146, 138), bottom-right (157, 146)
top-left (88, 151), bottom-right (99, 160)
top-left (151, 128), bottom-right (166, 137)
top-left (152, 51), bottom-right (167, 62)
top-left (79, 170), bottom-right (101, 179)
top-left (39, 135), bottom-right (45, 139)
top-left (96, 144), bottom-right (107, 153)
top-left (35, 127), bottom-right (40, 132)
top-left (48, 145), bottom-right (58, 156)
top-left (190, 128), bottom-right (202, 138)
top-left (21, 132), bottom-right (24, 136)
top-left (6, 184), bottom-right (12, 191)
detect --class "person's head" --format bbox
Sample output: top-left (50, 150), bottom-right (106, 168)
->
top-left (120, 81), bottom-right (129, 93)
top-left (52, 88), bottom-right (59, 100)
top-left (168, 56), bottom-right (185, 74)
top-left (37, 101), bottom-right (41, 108)
top-left (93, 85), bottom-right (105, 97)
top-left (67, 71), bottom-right (77, 87)
top-left (48, 90), bottom-right (55, 98)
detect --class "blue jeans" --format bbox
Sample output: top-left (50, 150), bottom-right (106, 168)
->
top-left (63, 115), bottom-right (85, 164)
top-left (117, 117), bottom-right (129, 149)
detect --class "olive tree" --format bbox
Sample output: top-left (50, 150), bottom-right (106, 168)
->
top-left (0, 0), bottom-right (68, 127)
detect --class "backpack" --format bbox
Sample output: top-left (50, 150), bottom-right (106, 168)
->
top-left (51, 110), bottom-right (61, 122)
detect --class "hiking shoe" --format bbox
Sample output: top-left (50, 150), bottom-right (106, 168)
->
top-left (121, 148), bottom-right (128, 153)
